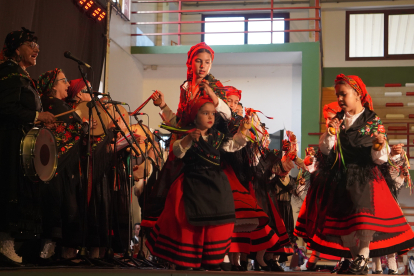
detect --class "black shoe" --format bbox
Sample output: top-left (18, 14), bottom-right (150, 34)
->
top-left (333, 259), bottom-right (351, 274)
top-left (175, 265), bottom-right (192, 270)
top-left (220, 262), bottom-right (232, 271)
top-left (265, 259), bottom-right (285, 272)
top-left (348, 255), bottom-right (369, 275)
top-left (240, 260), bottom-right (248, 271)
top-left (231, 265), bottom-right (245, 271)
top-left (306, 261), bottom-right (318, 271)
top-left (0, 252), bottom-right (25, 267)
top-left (203, 264), bottom-right (221, 271)
top-left (388, 269), bottom-right (398, 275)
top-left (372, 270), bottom-right (383, 274)
top-left (193, 266), bottom-right (205, 271)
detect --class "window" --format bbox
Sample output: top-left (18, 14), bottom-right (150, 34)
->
top-left (346, 9), bottom-right (414, 60)
top-left (202, 13), bottom-right (289, 45)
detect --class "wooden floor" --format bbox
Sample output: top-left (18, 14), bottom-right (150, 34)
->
top-left (0, 267), bottom-right (334, 276)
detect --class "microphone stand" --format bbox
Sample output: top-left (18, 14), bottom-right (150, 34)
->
top-left (98, 102), bottom-right (150, 268)
top-left (133, 116), bottom-right (165, 269)
top-left (63, 64), bottom-right (113, 267)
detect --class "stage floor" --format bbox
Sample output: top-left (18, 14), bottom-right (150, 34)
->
top-left (0, 268), bottom-right (332, 276)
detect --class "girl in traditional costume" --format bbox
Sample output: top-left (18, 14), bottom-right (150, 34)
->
top-left (146, 95), bottom-right (251, 270)
top-left (295, 74), bottom-right (414, 275)
top-left (296, 102), bottom-right (343, 271)
top-left (223, 87), bottom-right (282, 271)
top-left (145, 43), bottom-right (269, 233)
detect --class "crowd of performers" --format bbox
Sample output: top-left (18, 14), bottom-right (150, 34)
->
top-left (0, 26), bottom-right (413, 274)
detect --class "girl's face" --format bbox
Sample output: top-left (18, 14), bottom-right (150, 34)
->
top-left (236, 104), bottom-right (243, 116)
top-left (325, 112), bottom-right (336, 128)
top-left (191, 52), bottom-right (212, 80)
top-left (335, 83), bottom-right (362, 113)
top-left (226, 95), bottom-right (239, 112)
top-left (54, 72), bottom-right (70, 100)
top-left (195, 102), bottom-right (215, 130)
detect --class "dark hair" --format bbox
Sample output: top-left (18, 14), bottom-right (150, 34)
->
top-left (134, 223), bottom-right (141, 228)
top-left (238, 102), bottom-right (243, 107)
top-left (194, 48), bottom-right (212, 58)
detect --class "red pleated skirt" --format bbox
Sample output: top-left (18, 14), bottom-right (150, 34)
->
top-left (228, 180), bottom-right (279, 254)
top-left (145, 174), bottom-right (234, 268)
top-left (223, 166), bottom-right (269, 230)
top-left (294, 178), bottom-right (414, 258)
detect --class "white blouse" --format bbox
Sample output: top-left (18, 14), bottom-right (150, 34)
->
top-left (319, 109), bottom-right (398, 165)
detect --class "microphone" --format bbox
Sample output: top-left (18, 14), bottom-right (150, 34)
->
top-left (102, 99), bottom-right (128, 105)
top-left (64, 51), bottom-right (92, 68)
top-left (92, 91), bottom-right (110, 96)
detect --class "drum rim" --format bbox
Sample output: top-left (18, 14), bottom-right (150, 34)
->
top-left (20, 127), bottom-right (58, 182)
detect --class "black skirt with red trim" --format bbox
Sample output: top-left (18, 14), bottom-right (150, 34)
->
top-left (295, 173), bottom-right (414, 258)
top-left (223, 166), bottom-right (269, 230)
top-left (146, 174), bottom-right (234, 268)
top-left (229, 181), bottom-right (280, 253)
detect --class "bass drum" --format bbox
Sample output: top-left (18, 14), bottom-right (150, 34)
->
top-left (104, 104), bottom-right (130, 131)
top-left (130, 123), bottom-right (154, 155)
top-left (20, 127), bottom-right (58, 182)
top-left (75, 101), bottom-right (110, 136)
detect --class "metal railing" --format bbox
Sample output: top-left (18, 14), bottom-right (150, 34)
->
top-left (130, 0), bottom-right (320, 45)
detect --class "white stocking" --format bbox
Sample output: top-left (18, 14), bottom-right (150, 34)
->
top-left (358, 240), bottom-right (370, 265)
top-left (372, 257), bottom-right (382, 271)
top-left (387, 253), bottom-right (397, 271)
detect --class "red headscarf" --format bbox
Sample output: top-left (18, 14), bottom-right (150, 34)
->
top-left (67, 78), bottom-right (90, 100)
top-left (323, 101), bottom-right (342, 120)
top-left (335, 74), bottom-right (373, 111)
top-left (186, 42), bottom-right (214, 81)
top-left (188, 95), bottom-right (214, 124)
top-left (224, 86), bottom-right (242, 101)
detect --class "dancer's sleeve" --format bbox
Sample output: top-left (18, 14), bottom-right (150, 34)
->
top-left (319, 131), bottom-right (336, 155)
top-left (371, 145), bottom-right (390, 165)
top-left (222, 132), bottom-right (248, 152)
top-left (216, 98), bottom-right (231, 121)
top-left (159, 105), bottom-right (178, 127)
top-left (172, 139), bottom-right (191, 158)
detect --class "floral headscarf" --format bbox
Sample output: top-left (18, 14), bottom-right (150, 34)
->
top-left (189, 95), bottom-right (214, 124)
top-left (0, 27), bottom-right (37, 63)
top-left (38, 68), bottom-right (62, 96)
top-left (335, 74), bottom-right (373, 111)
top-left (224, 86), bottom-right (242, 101)
top-left (186, 42), bottom-right (214, 81)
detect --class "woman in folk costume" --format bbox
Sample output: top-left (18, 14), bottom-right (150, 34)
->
top-left (296, 74), bottom-right (414, 275)
top-left (145, 43), bottom-right (269, 234)
top-left (146, 95), bottom-right (252, 270)
top-left (36, 69), bottom-right (88, 261)
top-left (65, 78), bottom-right (115, 258)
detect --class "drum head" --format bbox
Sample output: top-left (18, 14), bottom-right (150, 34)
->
top-left (33, 128), bottom-right (57, 182)
top-left (75, 102), bottom-right (110, 136)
